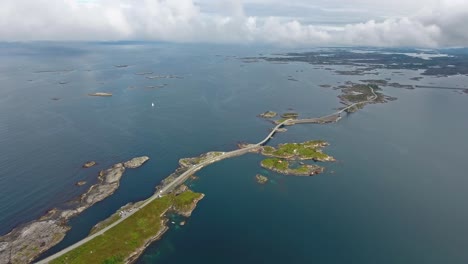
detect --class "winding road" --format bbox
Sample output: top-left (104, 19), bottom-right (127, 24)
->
top-left (36, 86), bottom-right (377, 264)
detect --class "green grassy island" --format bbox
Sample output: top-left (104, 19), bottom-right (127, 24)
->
top-left (259, 140), bottom-right (334, 176)
top-left (50, 189), bottom-right (204, 264)
top-left (261, 140), bottom-right (334, 161)
top-left (259, 111), bottom-right (277, 118)
top-left (281, 112), bottom-right (299, 118)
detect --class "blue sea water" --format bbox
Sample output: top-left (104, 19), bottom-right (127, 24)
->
top-left (1, 43), bottom-right (468, 263)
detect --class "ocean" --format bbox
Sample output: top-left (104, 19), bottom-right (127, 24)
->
top-left (1, 43), bottom-right (467, 263)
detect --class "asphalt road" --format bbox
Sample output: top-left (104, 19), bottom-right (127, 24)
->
top-left (36, 87), bottom-right (376, 263)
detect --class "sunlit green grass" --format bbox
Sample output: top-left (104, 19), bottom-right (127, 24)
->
top-left (51, 190), bottom-right (203, 264)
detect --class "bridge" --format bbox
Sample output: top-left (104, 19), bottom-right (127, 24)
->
top-left (36, 86), bottom-right (376, 263)
top-left (36, 119), bottom-right (290, 264)
top-left (291, 86), bottom-right (377, 125)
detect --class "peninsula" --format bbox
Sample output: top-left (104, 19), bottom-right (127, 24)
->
top-left (48, 186), bottom-right (203, 264)
top-left (0, 156), bottom-right (149, 264)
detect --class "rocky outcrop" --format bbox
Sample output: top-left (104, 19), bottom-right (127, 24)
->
top-left (0, 156), bottom-right (149, 264)
top-left (174, 194), bottom-right (205, 217)
top-left (75, 181), bottom-right (86, 186)
top-left (82, 161), bottom-right (96, 168)
top-left (123, 156), bottom-right (149, 169)
top-left (259, 111), bottom-right (277, 118)
top-left (0, 220), bottom-right (70, 264)
top-left (255, 174), bottom-right (268, 184)
top-left (261, 162), bottom-right (324, 176)
top-left (88, 92), bottom-right (112, 97)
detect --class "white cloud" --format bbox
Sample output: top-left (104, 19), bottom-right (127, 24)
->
top-left (0, 0), bottom-right (467, 47)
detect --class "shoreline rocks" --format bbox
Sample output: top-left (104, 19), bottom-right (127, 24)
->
top-left (123, 156), bottom-right (149, 169)
top-left (85, 189), bottom-right (203, 264)
top-left (261, 161), bottom-right (324, 176)
top-left (0, 156), bottom-right (150, 264)
top-left (175, 194), bottom-right (205, 218)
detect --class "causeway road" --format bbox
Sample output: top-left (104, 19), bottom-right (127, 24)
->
top-left (290, 86), bottom-right (377, 124)
top-left (36, 87), bottom-right (376, 263)
top-left (36, 119), bottom-right (290, 264)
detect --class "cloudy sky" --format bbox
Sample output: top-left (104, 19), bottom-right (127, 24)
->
top-left (1, 0), bottom-right (467, 47)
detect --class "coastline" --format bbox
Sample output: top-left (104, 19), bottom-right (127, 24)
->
top-left (21, 84), bottom-right (382, 264)
top-left (0, 156), bottom-right (149, 264)
top-left (46, 188), bottom-right (204, 264)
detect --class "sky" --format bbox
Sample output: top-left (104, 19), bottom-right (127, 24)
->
top-left (0, 0), bottom-right (467, 47)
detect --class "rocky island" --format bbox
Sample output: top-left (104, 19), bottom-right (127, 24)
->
top-left (259, 140), bottom-right (334, 176)
top-left (75, 181), bottom-right (86, 186)
top-left (255, 174), bottom-right (268, 184)
top-left (82, 161), bottom-right (96, 168)
top-left (88, 92), bottom-right (112, 97)
top-left (261, 140), bottom-right (335, 161)
top-left (336, 83), bottom-right (396, 113)
top-left (281, 112), bottom-right (299, 119)
top-left (0, 156), bottom-right (150, 264)
top-left (259, 111), bottom-right (277, 118)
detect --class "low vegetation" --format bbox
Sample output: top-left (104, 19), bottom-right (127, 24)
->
top-left (261, 158), bottom-right (289, 171)
top-left (260, 158), bottom-right (323, 175)
top-left (338, 83), bottom-right (394, 106)
top-left (179, 152), bottom-right (224, 167)
top-left (259, 111), bottom-right (277, 118)
top-left (281, 112), bottom-right (299, 118)
top-left (50, 190), bottom-right (203, 264)
top-left (261, 140), bottom-right (333, 161)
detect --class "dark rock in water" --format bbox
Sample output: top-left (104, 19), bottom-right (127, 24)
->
top-left (75, 181), bottom-right (86, 186)
top-left (82, 161), bottom-right (96, 168)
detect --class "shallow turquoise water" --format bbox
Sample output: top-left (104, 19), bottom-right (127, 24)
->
top-left (1, 43), bottom-right (467, 263)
